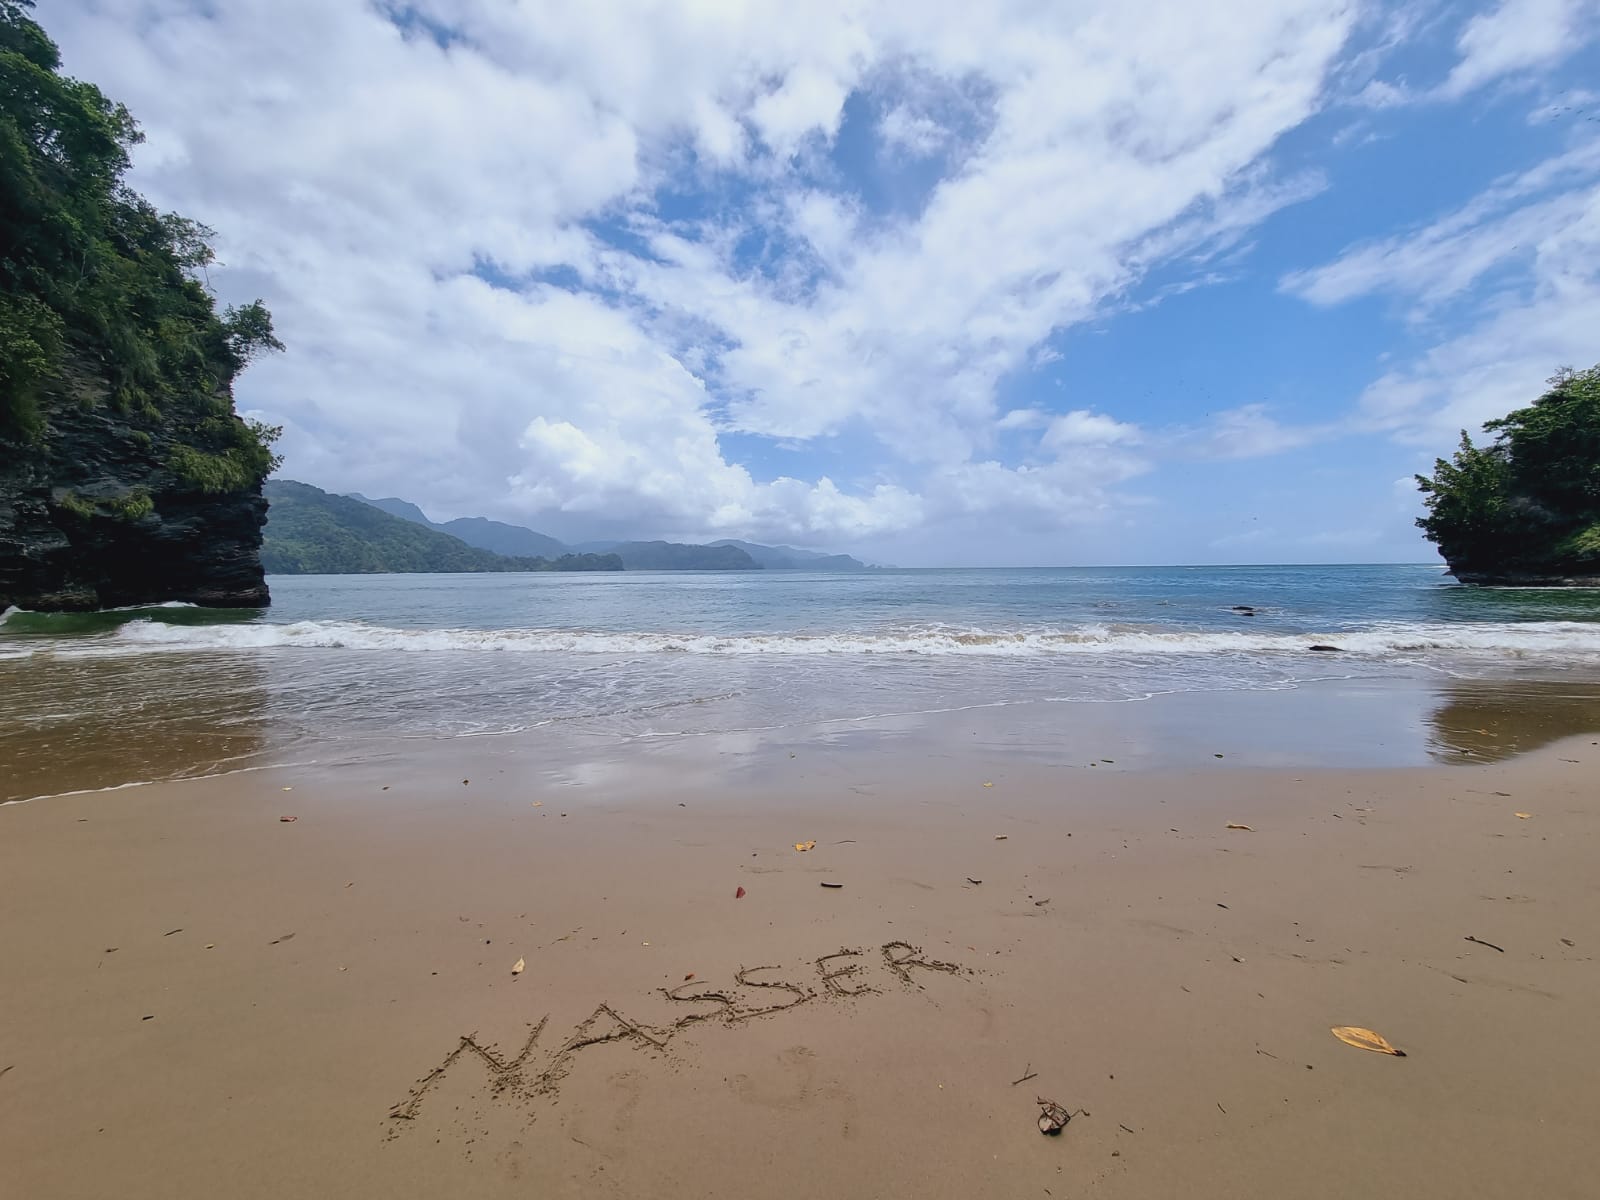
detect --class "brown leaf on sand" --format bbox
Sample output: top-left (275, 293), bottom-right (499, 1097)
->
top-left (1514, 812), bottom-right (1532, 819)
top-left (735, 886), bottom-right (746, 899)
top-left (1331, 1026), bottom-right (1406, 1056)
top-left (279, 815), bottom-right (297, 823)
top-left (511, 957), bottom-right (525, 976)
top-left (794, 840), bottom-right (817, 852)
top-left (1226, 823), bottom-right (1253, 831)
top-left (684, 972), bottom-right (695, 981)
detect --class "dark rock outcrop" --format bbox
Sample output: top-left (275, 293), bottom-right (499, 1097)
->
top-left (0, 393), bottom-right (268, 612)
top-left (1449, 570), bottom-right (1600, 587)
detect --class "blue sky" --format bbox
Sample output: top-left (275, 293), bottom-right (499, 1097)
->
top-left (50, 0), bottom-right (1600, 565)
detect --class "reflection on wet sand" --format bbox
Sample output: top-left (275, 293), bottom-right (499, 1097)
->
top-left (7, 654), bottom-right (1600, 804)
top-left (1426, 678), bottom-right (1600, 763)
top-left (0, 654), bottom-right (271, 803)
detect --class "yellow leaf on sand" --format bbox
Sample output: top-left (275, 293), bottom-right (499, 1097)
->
top-left (511, 957), bottom-right (525, 976)
top-left (983, 782), bottom-right (994, 788)
top-left (794, 840), bottom-right (816, 852)
top-left (1515, 812), bottom-right (1531, 819)
top-left (1331, 1026), bottom-right (1405, 1056)
top-left (1226, 823), bottom-right (1253, 831)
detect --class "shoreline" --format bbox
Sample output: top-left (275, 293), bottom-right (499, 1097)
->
top-left (3, 709), bottom-right (1597, 1198)
top-left (9, 670), bottom-right (1600, 805)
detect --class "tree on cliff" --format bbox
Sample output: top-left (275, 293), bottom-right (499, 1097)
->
top-left (0, 0), bottom-right (280, 458)
top-left (1417, 365), bottom-right (1600, 579)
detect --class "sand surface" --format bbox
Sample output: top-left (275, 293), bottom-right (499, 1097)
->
top-left (3, 713), bottom-right (1598, 1198)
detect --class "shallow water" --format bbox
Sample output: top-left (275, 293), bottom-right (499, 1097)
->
top-left (6, 565), bottom-right (1600, 800)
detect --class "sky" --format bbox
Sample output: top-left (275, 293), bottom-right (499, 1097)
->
top-left (46, 0), bottom-right (1600, 566)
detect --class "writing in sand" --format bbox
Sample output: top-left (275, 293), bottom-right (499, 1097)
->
top-left (389, 940), bottom-right (967, 1130)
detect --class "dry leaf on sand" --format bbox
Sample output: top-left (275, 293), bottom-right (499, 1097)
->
top-left (1515, 812), bottom-right (1531, 819)
top-left (1226, 823), bottom-right (1253, 831)
top-left (511, 957), bottom-right (525, 976)
top-left (1330, 1026), bottom-right (1405, 1056)
top-left (794, 840), bottom-right (816, 852)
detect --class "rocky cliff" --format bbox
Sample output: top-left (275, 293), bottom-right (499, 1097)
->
top-left (1, 4), bottom-right (277, 612)
top-left (0, 368), bottom-right (269, 611)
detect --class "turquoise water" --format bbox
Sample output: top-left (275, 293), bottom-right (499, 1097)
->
top-left (5, 564), bottom-right (1600, 799)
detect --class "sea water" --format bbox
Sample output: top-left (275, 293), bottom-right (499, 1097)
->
top-left (5, 564), bottom-right (1600, 800)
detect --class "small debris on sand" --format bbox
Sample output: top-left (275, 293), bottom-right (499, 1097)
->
top-left (1037, 1098), bottom-right (1073, 1135)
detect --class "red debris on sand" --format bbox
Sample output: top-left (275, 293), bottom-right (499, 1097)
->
top-left (279, 816), bottom-right (297, 823)
top-left (735, 886), bottom-right (746, 899)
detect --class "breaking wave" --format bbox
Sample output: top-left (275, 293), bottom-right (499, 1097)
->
top-left (9, 616), bottom-right (1600, 660)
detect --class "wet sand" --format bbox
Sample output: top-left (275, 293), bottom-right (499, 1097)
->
top-left (2, 704), bottom-right (1598, 1199)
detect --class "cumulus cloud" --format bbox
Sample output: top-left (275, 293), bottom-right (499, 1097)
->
top-left (49, 0), bottom-right (1361, 546)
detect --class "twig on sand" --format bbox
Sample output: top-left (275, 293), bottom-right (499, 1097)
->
top-left (1464, 935), bottom-right (1506, 953)
top-left (1011, 1063), bottom-right (1037, 1086)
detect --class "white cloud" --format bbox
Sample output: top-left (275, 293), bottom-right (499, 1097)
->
top-left (48, 0), bottom-right (1360, 545)
top-left (1439, 0), bottom-right (1600, 99)
top-left (1284, 137), bottom-right (1600, 446)
top-left (878, 104), bottom-right (950, 158)
top-left (1183, 405), bottom-right (1331, 460)
top-left (996, 408), bottom-right (1049, 431)
top-left (1281, 140), bottom-right (1600, 309)
top-left (1042, 410), bottom-right (1143, 450)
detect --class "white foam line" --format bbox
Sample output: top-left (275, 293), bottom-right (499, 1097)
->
top-left (10, 616), bottom-right (1600, 660)
top-left (2, 757), bottom-right (324, 806)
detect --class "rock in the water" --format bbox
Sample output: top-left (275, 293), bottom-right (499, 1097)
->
top-left (1308, 644), bottom-right (1344, 653)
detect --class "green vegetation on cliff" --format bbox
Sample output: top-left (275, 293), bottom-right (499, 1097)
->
top-left (1417, 364), bottom-right (1600, 581)
top-left (263, 481), bottom-right (623, 575)
top-left (0, 1), bottom-right (280, 450)
top-left (0, 1), bottom-right (281, 609)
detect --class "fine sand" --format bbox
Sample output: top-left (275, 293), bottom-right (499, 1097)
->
top-left (2, 709), bottom-right (1598, 1199)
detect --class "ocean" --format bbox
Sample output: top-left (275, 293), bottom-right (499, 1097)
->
top-left (6, 564), bottom-right (1600, 801)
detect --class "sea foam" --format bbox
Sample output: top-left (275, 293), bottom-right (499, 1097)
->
top-left (8, 616), bottom-right (1600, 660)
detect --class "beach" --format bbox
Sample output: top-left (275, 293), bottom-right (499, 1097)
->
top-left (4, 690), bottom-right (1597, 1199)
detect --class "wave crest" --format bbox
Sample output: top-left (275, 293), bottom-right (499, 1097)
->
top-left (8, 617), bottom-right (1600, 660)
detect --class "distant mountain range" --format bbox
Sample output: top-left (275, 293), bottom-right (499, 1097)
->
top-left (351, 495), bottom-right (569, 559)
top-left (263, 482), bottom-right (622, 574)
top-left (343, 492), bottom-right (872, 572)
